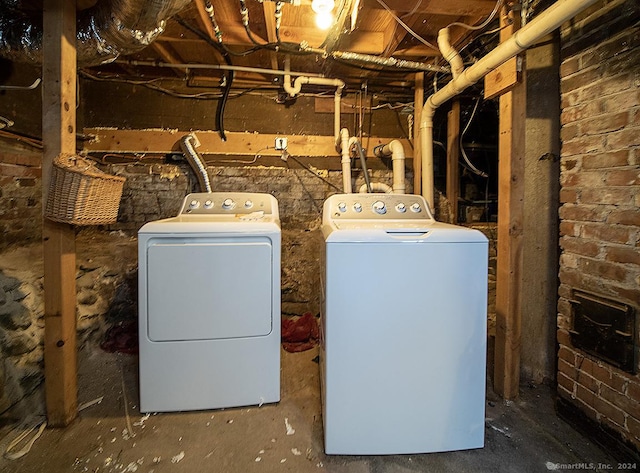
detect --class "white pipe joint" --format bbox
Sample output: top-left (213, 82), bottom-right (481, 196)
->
top-left (339, 128), bottom-right (352, 193)
top-left (359, 182), bottom-right (392, 193)
top-left (437, 28), bottom-right (464, 79)
top-left (374, 140), bottom-right (406, 194)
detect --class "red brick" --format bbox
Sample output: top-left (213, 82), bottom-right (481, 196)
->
top-left (581, 187), bottom-right (636, 205)
top-left (605, 246), bottom-right (640, 265)
top-left (582, 223), bottom-right (634, 244)
top-left (562, 134), bottom-right (605, 156)
top-left (602, 89), bottom-right (640, 115)
top-left (561, 67), bottom-right (602, 95)
top-left (559, 204), bottom-right (607, 223)
top-left (581, 111), bottom-right (629, 136)
top-left (583, 150), bottom-right (631, 169)
top-left (626, 415), bottom-right (640, 443)
top-left (606, 128), bottom-right (640, 152)
top-left (561, 171), bottom-right (604, 187)
top-left (604, 168), bottom-right (640, 186)
top-left (594, 396), bottom-right (626, 426)
top-left (579, 258), bottom-right (630, 283)
top-left (561, 124), bottom-right (579, 142)
top-left (627, 381), bottom-right (640, 402)
top-left (576, 383), bottom-right (597, 405)
top-left (607, 209), bottom-right (640, 226)
top-left (557, 328), bottom-right (572, 346)
top-left (601, 384), bottom-right (640, 421)
top-left (560, 236), bottom-right (601, 257)
top-left (559, 358), bottom-right (577, 379)
top-left (558, 372), bottom-right (576, 394)
top-left (560, 189), bottom-right (578, 203)
top-left (559, 345), bottom-right (577, 365)
top-left (576, 371), bottom-right (598, 393)
top-left (559, 221), bottom-right (578, 237)
top-left (560, 57), bottom-right (580, 77)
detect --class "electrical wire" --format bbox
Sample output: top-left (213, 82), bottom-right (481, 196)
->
top-left (375, 0), bottom-right (437, 51)
top-left (460, 97), bottom-right (488, 178)
top-left (287, 154), bottom-right (342, 192)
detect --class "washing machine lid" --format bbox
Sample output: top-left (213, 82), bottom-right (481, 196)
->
top-left (323, 221), bottom-right (487, 243)
top-left (139, 216), bottom-right (280, 234)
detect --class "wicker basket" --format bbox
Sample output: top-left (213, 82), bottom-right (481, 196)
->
top-left (45, 154), bottom-right (126, 226)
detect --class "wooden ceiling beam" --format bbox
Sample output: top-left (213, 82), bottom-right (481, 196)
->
top-left (262, 1), bottom-right (280, 70)
top-left (194, 0), bottom-right (216, 39)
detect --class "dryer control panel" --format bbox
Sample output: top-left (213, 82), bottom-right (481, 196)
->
top-left (323, 194), bottom-right (434, 222)
top-left (179, 192), bottom-right (277, 218)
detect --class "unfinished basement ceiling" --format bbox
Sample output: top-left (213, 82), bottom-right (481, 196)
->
top-left (79, 0), bottom-right (501, 93)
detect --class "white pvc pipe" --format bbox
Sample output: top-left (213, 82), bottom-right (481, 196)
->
top-left (437, 28), bottom-right (464, 79)
top-left (359, 182), bottom-right (392, 193)
top-left (374, 140), bottom-right (406, 194)
top-left (283, 56), bottom-right (345, 143)
top-left (340, 128), bottom-right (352, 193)
top-left (420, 0), bottom-right (600, 209)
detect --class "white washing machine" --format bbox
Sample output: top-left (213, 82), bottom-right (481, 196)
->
top-left (138, 192), bottom-right (280, 413)
top-left (321, 193), bottom-right (488, 455)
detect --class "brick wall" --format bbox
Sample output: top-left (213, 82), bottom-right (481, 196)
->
top-left (0, 139), bottom-right (42, 250)
top-left (557, 0), bottom-right (640, 450)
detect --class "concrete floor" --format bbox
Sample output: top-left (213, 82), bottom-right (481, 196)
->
top-left (0, 345), bottom-right (618, 473)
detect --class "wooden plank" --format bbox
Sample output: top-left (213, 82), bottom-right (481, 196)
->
top-left (194, 0), bottom-right (215, 39)
top-left (493, 5), bottom-right (525, 401)
top-left (484, 57), bottom-right (521, 100)
top-left (413, 72), bottom-right (424, 195)
top-left (82, 128), bottom-right (412, 159)
top-left (446, 100), bottom-right (461, 223)
top-left (314, 97), bottom-right (361, 114)
top-left (262, 1), bottom-right (279, 70)
top-left (370, 0), bottom-right (497, 16)
top-left (42, 0), bottom-right (78, 427)
top-left (159, 30), bottom-right (385, 54)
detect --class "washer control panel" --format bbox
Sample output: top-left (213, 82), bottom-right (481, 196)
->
top-left (324, 194), bottom-right (433, 221)
top-left (179, 192), bottom-right (276, 216)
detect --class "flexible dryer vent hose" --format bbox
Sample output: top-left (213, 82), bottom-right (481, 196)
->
top-left (179, 133), bottom-right (212, 193)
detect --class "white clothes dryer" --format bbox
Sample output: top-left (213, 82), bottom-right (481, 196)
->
top-left (138, 192), bottom-right (280, 413)
top-left (321, 193), bottom-right (488, 454)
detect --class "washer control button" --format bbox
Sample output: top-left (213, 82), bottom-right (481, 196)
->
top-left (410, 202), bottom-right (422, 213)
top-left (372, 201), bottom-right (387, 215)
top-left (203, 200), bottom-right (213, 209)
top-left (337, 202), bottom-right (347, 212)
top-left (244, 200), bottom-right (253, 209)
top-left (222, 198), bottom-right (235, 210)
top-left (189, 199), bottom-right (200, 209)
top-left (396, 203), bottom-right (407, 213)
top-left (353, 202), bottom-right (363, 213)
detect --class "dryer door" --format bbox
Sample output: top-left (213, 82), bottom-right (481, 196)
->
top-left (146, 237), bottom-right (273, 341)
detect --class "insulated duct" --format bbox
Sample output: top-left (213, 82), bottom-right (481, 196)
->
top-left (0, 0), bottom-right (191, 66)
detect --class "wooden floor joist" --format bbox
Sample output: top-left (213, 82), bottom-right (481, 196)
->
top-left (42, 0), bottom-right (78, 426)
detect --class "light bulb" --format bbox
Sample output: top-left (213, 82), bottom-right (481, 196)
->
top-left (311, 0), bottom-right (335, 14)
top-left (315, 10), bottom-right (334, 29)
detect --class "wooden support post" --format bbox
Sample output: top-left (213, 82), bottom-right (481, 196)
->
top-left (413, 73), bottom-right (424, 195)
top-left (493, 6), bottom-right (525, 400)
top-left (42, 0), bottom-right (78, 426)
top-left (446, 100), bottom-right (461, 223)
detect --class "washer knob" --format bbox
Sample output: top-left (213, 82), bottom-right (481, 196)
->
top-left (396, 203), bottom-right (407, 213)
top-left (189, 199), bottom-right (200, 209)
top-left (244, 200), bottom-right (253, 209)
top-left (204, 200), bottom-right (213, 209)
top-left (353, 202), bottom-right (363, 213)
top-left (372, 200), bottom-right (387, 215)
top-left (222, 198), bottom-right (235, 209)
top-left (410, 202), bottom-right (422, 213)
top-left (338, 202), bottom-right (347, 212)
